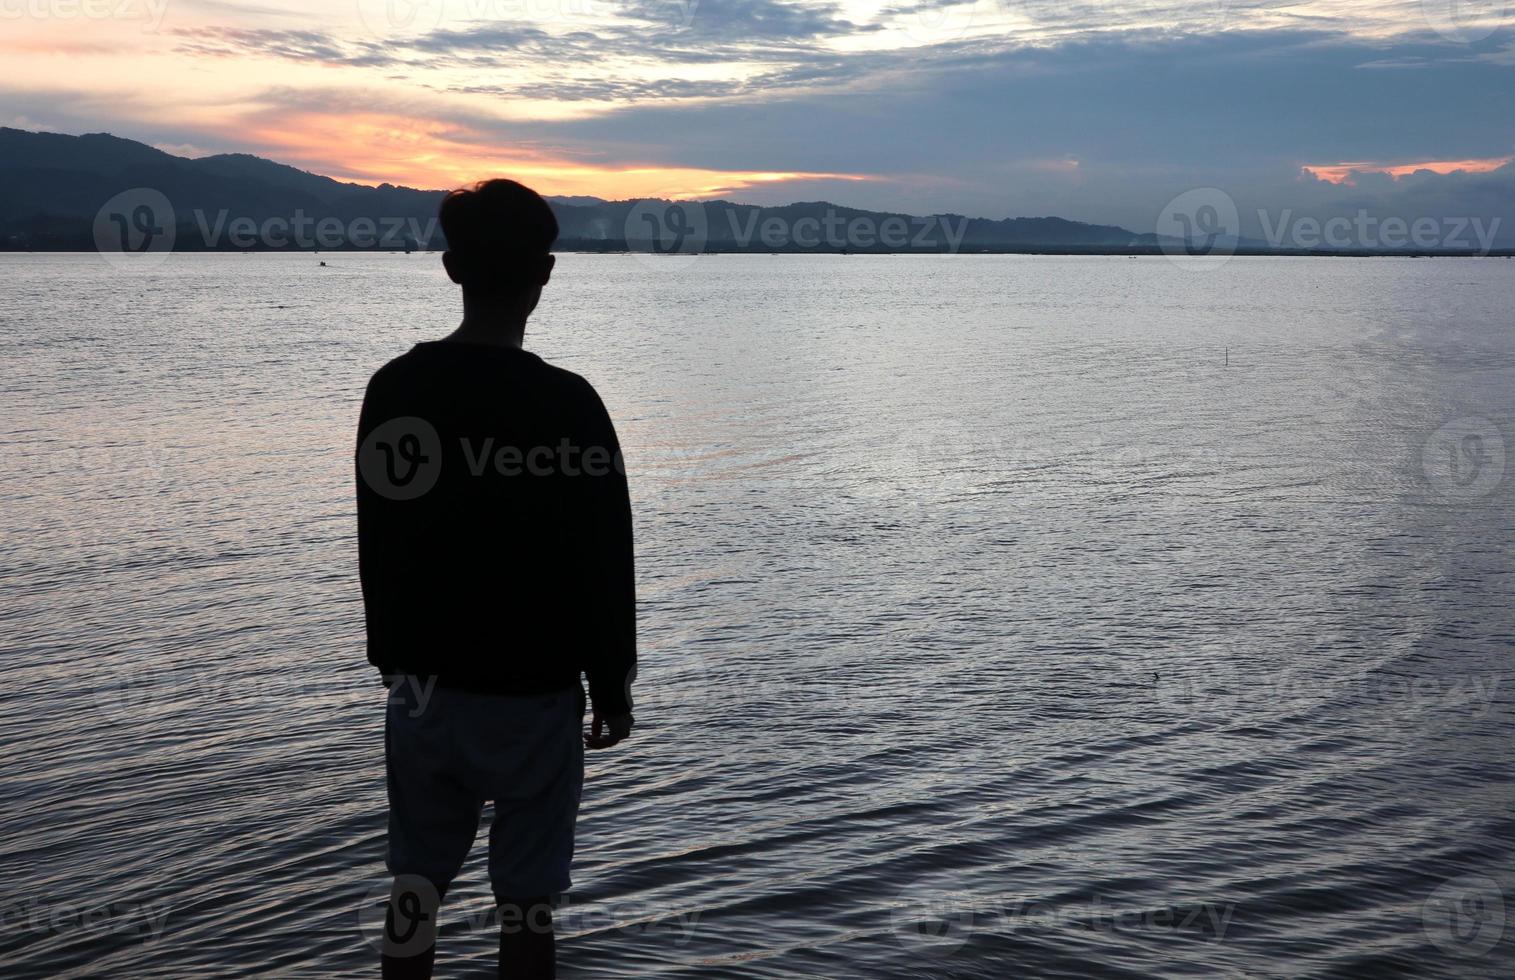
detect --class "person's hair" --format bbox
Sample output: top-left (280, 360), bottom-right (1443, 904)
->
top-left (439, 179), bottom-right (558, 299)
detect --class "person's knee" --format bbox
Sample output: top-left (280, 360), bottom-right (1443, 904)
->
top-left (384, 874), bottom-right (446, 959)
top-left (388, 855), bottom-right (464, 901)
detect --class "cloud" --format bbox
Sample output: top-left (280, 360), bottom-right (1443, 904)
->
top-left (626, 0), bottom-right (873, 39)
top-left (1302, 157), bottom-right (1515, 184)
top-left (3, 3), bottom-right (1513, 227)
top-left (171, 27), bottom-right (391, 66)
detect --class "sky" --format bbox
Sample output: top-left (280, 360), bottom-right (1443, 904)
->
top-left (3, 0), bottom-right (1514, 234)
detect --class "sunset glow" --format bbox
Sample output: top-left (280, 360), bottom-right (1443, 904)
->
top-left (1303, 157), bottom-right (1515, 186)
top-left (1, 0), bottom-right (1510, 225)
top-left (179, 108), bottom-right (876, 196)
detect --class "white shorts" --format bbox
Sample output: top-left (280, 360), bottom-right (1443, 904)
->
top-left (385, 678), bottom-right (584, 898)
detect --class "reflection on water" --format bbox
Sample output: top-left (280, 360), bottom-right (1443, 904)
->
top-left (1, 253), bottom-right (1512, 976)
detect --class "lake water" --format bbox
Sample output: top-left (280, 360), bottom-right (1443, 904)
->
top-left (2, 252), bottom-right (1512, 977)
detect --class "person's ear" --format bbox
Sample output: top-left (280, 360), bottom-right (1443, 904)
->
top-left (441, 250), bottom-right (464, 285)
top-left (539, 254), bottom-right (556, 287)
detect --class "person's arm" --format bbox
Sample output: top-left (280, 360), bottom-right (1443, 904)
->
top-left (355, 373), bottom-right (398, 683)
top-left (580, 382), bottom-right (637, 747)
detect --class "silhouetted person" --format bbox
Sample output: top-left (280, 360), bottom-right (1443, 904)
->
top-left (355, 179), bottom-right (637, 979)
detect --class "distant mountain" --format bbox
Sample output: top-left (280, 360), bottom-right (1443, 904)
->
top-left (6, 127), bottom-right (1497, 256)
top-left (0, 128), bottom-right (446, 251)
top-left (554, 197), bottom-right (1143, 252)
top-left (545, 195), bottom-right (610, 208)
top-left (0, 127), bottom-right (1154, 254)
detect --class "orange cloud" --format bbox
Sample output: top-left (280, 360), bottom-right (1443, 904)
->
top-left (1303, 156), bottom-right (1512, 186)
top-left (199, 109), bottom-right (876, 198)
top-left (0, 38), bottom-right (121, 55)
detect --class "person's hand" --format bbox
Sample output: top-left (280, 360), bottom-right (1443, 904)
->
top-left (585, 711), bottom-right (633, 749)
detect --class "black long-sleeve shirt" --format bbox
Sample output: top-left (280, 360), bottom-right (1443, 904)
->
top-left (355, 340), bottom-right (636, 715)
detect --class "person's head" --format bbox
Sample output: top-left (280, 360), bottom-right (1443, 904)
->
top-left (440, 179), bottom-right (558, 315)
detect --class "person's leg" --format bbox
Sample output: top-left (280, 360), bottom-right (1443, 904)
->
top-left (495, 895), bottom-right (555, 979)
top-left (381, 875), bottom-right (444, 980)
top-left (384, 681), bottom-right (482, 979)
top-left (482, 690), bottom-right (584, 979)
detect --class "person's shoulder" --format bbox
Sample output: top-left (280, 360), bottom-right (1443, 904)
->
top-left (366, 355), bottom-right (399, 381)
top-left (534, 356), bottom-right (605, 405)
top-left (365, 342), bottom-right (470, 391)
top-left (367, 345), bottom-right (427, 383)
top-left (362, 350), bottom-right (410, 399)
